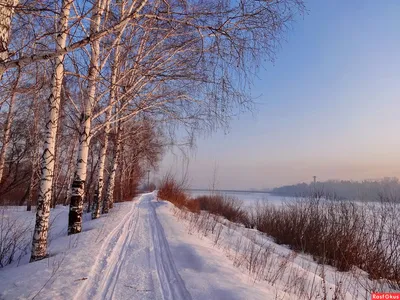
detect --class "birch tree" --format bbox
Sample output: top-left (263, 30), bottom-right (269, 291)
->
top-left (0, 0), bottom-right (18, 79)
top-left (30, 0), bottom-right (73, 262)
top-left (0, 0), bottom-right (303, 219)
top-left (91, 109), bottom-right (111, 217)
top-left (0, 69), bottom-right (19, 183)
top-left (92, 0), bottom-right (303, 215)
top-left (91, 9), bottom-right (123, 218)
top-left (103, 118), bottom-right (121, 211)
top-left (26, 71), bottom-right (44, 211)
top-left (116, 118), bottom-right (163, 202)
top-left (67, 0), bottom-right (107, 234)
top-left (0, 0), bottom-right (150, 76)
top-left (10, 0), bottom-right (304, 244)
top-left (68, 0), bottom-right (151, 233)
top-left (102, 117), bottom-right (163, 207)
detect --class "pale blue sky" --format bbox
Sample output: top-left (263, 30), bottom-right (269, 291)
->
top-left (159, 0), bottom-right (400, 190)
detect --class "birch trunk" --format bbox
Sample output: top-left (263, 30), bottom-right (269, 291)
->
top-left (68, 0), bottom-right (105, 234)
top-left (27, 95), bottom-right (40, 211)
top-left (92, 37), bottom-right (120, 218)
top-left (64, 148), bottom-right (76, 206)
top-left (30, 0), bottom-right (73, 262)
top-left (116, 143), bottom-right (124, 203)
top-left (0, 70), bottom-right (19, 183)
top-left (51, 128), bottom-right (61, 209)
top-left (91, 124), bottom-right (109, 219)
top-left (103, 122), bottom-right (122, 213)
top-left (0, 0), bottom-right (18, 79)
top-left (27, 157), bottom-right (38, 211)
top-left (56, 139), bottom-right (76, 206)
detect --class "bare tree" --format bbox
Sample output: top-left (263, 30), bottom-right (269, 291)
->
top-left (67, 0), bottom-right (151, 232)
top-left (104, 117), bottom-right (164, 207)
top-left (91, 3), bottom-right (124, 219)
top-left (26, 70), bottom-right (45, 211)
top-left (0, 0), bottom-right (18, 79)
top-left (89, 0), bottom-right (303, 220)
top-left (0, 69), bottom-right (19, 183)
top-left (93, 72), bottom-right (117, 216)
top-left (0, 0), bottom-right (303, 258)
top-left (0, 0), bottom-right (150, 75)
top-left (30, 0), bottom-right (73, 262)
top-left (103, 118), bottom-right (122, 211)
top-left (67, 0), bottom-right (108, 234)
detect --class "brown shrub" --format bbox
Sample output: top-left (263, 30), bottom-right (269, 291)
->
top-left (251, 197), bottom-right (400, 288)
top-left (157, 175), bottom-right (247, 224)
top-left (157, 174), bottom-right (191, 209)
top-left (192, 194), bottom-right (249, 225)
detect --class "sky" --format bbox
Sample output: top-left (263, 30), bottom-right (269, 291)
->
top-left (158, 0), bottom-right (400, 190)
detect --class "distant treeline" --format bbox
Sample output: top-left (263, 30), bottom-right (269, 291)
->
top-left (271, 177), bottom-right (400, 201)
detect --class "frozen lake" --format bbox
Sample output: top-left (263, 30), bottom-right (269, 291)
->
top-left (186, 189), bottom-right (297, 208)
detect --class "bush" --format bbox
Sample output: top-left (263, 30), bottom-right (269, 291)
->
top-left (250, 197), bottom-right (400, 288)
top-left (157, 174), bottom-right (199, 212)
top-left (191, 195), bottom-right (249, 225)
top-left (157, 175), bottom-right (248, 223)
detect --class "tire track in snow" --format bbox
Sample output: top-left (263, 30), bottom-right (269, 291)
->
top-left (74, 194), bottom-right (192, 300)
top-left (74, 198), bottom-right (140, 300)
top-left (148, 197), bottom-right (193, 300)
top-left (101, 202), bottom-right (141, 300)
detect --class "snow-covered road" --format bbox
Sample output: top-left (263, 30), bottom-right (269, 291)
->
top-left (74, 193), bottom-right (192, 300)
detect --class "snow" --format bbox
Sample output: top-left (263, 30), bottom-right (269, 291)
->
top-left (187, 190), bottom-right (295, 207)
top-left (0, 193), bottom-right (390, 299)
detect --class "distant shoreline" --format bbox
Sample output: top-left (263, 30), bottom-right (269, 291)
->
top-left (185, 188), bottom-right (272, 194)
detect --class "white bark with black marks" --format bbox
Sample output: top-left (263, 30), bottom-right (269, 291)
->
top-left (68, 118), bottom-right (90, 234)
top-left (96, 35), bottom-right (121, 216)
top-left (64, 141), bottom-right (77, 206)
top-left (30, 0), bottom-right (73, 262)
top-left (92, 123), bottom-right (109, 219)
top-left (0, 0), bottom-right (18, 78)
top-left (68, 0), bottom-right (105, 234)
top-left (104, 122), bottom-right (122, 212)
top-left (0, 0), bottom-right (149, 75)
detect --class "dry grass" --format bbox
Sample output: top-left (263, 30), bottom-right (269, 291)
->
top-left (250, 197), bottom-right (400, 288)
top-left (0, 207), bottom-right (32, 267)
top-left (191, 195), bottom-right (249, 224)
top-left (173, 203), bottom-right (358, 299)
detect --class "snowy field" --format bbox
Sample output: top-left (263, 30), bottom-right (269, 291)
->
top-left (0, 193), bottom-right (392, 299)
top-left (188, 190), bottom-right (296, 207)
